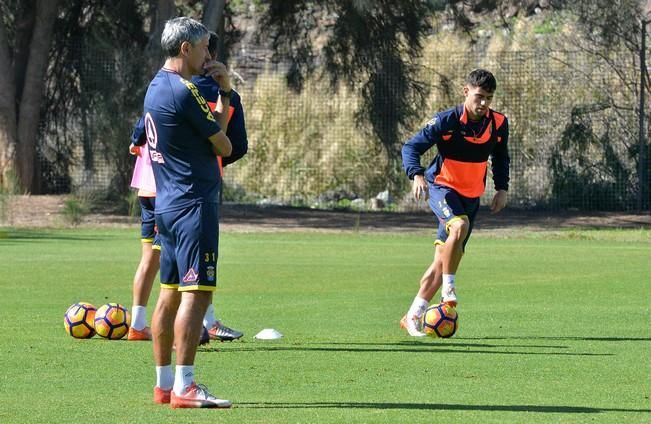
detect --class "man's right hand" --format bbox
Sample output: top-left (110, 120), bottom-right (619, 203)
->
top-left (412, 175), bottom-right (429, 201)
top-left (203, 61), bottom-right (231, 92)
top-left (129, 143), bottom-right (140, 156)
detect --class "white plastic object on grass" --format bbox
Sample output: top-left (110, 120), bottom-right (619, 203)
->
top-left (254, 328), bottom-right (283, 340)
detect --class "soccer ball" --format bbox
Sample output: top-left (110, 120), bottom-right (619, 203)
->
top-left (64, 302), bottom-right (97, 339)
top-left (422, 303), bottom-right (458, 338)
top-left (94, 303), bottom-right (130, 340)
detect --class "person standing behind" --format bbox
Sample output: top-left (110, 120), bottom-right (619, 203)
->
top-left (192, 31), bottom-right (248, 342)
top-left (145, 17), bottom-right (232, 408)
top-left (400, 68), bottom-right (510, 337)
top-left (126, 126), bottom-right (158, 341)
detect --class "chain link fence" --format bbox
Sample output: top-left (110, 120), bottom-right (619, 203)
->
top-left (40, 47), bottom-right (651, 211)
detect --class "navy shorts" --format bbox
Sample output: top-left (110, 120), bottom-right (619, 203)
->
top-left (428, 184), bottom-right (480, 251)
top-left (139, 196), bottom-right (160, 249)
top-left (156, 202), bottom-right (219, 292)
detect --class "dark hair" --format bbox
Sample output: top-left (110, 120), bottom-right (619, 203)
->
top-left (208, 31), bottom-right (219, 58)
top-left (465, 68), bottom-right (497, 93)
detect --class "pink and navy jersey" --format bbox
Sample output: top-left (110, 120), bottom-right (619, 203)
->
top-left (402, 104), bottom-right (510, 198)
top-left (143, 69), bottom-right (222, 213)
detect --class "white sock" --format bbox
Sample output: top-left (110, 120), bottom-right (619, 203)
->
top-left (173, 365), bottom-right (195, 395)
top-left (131, 305), bottom-right (147, 330)
top-left (156, 365), bottom-right (173, 390)
top-left (407, 296), bottom-right (429, 318)
top-left (203, 304), bottom-right (216, 329)
top-left (442, 274), bottom-right (456, 299)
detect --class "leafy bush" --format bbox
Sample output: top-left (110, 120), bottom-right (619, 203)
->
top-left (62, 197), bottom-right (88, 226)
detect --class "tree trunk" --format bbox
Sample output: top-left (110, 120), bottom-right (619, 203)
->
top-left (0, 13), bottom-right (18, 190)
top-left (146, 0), bottom-right (175, 73)
top-left (15, 0), bottom-right (61, 193)
top-left (202, 0), bottom-right (226, 61)
top-left (13, 1), bottom-right (37, 107)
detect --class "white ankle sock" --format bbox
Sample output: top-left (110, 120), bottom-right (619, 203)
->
top-left (407, 296), bottom-right (429, 318)
top-left (173, 365), bottom-right (195, 395)
top-left (131, 305), bottom-right (147, 331)
top-left (156, 365), bottom-right (173, 390)
top-left (442, 274), bottom-right (456, 299)
top-left (203, 304), bottom-right (216, 329)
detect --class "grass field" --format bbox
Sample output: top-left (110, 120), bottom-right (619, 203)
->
top-left (0, 227), bottom-right (649, 423)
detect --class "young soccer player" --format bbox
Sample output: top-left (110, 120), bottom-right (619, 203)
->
top-left (400, 68), bottom-right (510, 337)
top-left (126, 137), bottom-right (159, 341)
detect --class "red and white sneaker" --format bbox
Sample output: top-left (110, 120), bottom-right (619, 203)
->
top-left (400, 314), bottom-right (426, 337)
top-left (153, 386), bottom-right (172, 404)
top-left (208, 321), bottom-right (244, 342)
top-left (128, 326), bottom-right (152, 341)
top-left (170, 382), bottom-right (232, 409)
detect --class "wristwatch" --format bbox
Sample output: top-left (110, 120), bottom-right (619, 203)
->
top-left (218, 89), bottom-right (232, 99)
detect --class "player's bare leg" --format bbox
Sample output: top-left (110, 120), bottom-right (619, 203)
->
top-left (129, 243), bottom-right (160, 340)
top-left (417, 244), bottom-right (444, 301)
top-left (173, 291), bottom-right (210, 366)
top-left (401, 245), bottom-right (443, 337)
top-left (438, 217), bottom-right (470, 306)
top-left (170, 290), bottom-right (231, 408)
top-left (152, 288), bottom-right (181, 403)
top-left (133, 243), bottom-right (159, 307)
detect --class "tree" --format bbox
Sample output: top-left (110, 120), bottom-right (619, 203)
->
top-left (259, 0), bottom-right (434, 192)
top-left (548, 0), bottom-right (651, 209)
top-left (202, 0), bottom-right (226, 52)
top-left (0, 0), bottom-right (60, 192)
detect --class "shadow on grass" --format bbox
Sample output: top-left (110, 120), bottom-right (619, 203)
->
top-left (203, 343), bottom-right (610, 357)
top-left (461, 336), bottom-right (651, 342)
top-left (237, 401), bottom-right (651, 414)
top-left (319, 341), bottom-right (571, 349)
top-left (0, 229), bottom-right (113, 244)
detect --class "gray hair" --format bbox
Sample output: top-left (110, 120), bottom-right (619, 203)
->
top-left (161, 17), bottom-right (208, 57)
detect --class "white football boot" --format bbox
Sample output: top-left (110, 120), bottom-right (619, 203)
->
top-left (400, 314), bottom-right (426, 337)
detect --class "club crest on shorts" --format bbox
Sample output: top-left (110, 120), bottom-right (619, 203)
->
top-left (182, 267), bottom-right (198, 283)
top-left (206, 266), bottom-right (215, 282)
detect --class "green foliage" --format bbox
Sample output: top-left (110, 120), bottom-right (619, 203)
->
top-left (0, 228), bottom-right (650, 422)
top-left (61, 197), bottom-right (88, 225)
top-left (533, 18), bottom-right (558, 35)
top-left (231, 73), bottom-right (398, 202)
top-left (260, 0), bottom-right (432, 187)
top-left (566, 0), bottom-right (643, 49)
top-left (19, 0), bottom-right (649, 211)
top-left (43, 0), bottom-right (151, 195)
top-left (549, 110), bottom-right (635, 210)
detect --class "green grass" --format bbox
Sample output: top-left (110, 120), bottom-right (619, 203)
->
top-left (0, 227), bottom-right (649, 423)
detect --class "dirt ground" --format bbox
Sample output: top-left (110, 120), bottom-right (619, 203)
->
top-left (2, 195), bottom-right (651, 232)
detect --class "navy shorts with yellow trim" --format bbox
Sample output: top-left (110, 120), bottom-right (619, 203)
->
top-left (139, 196), bottom-right (160, 249)
top-left (156, 202), bottom-right (219, 292)
top-left (428, 184), bottom-right (480, 251)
